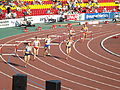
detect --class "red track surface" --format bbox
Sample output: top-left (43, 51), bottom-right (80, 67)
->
top-left (0, 23), bottom-right (120, 90)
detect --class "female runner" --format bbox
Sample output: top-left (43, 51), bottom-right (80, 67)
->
top-left (24, 42), bottom-right (33, 67)
top-left (32, 36), bottom-right (41, 59)
top-left (81, 24), bottom-right (88, 41)
top-left (43, 35), bottom-right (51, 57)
top-left (66, 37), bottom-right (74, 60)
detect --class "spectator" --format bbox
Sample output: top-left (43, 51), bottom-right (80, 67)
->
top-left (33, 0), bottom-right (42, 5)
top-left (0, 9), bottom-right (4, 20)
top-left (58, 9), bottom-right (63, 15)
top-left (9, 1), bottom-right (16, 7)
top-left (103, 7), bottom-right (107, 12)
top-left (86, 4), bottom-right (91, 9)
top-left (0, 1), bottom-right (2, 5)
top-left (11, 11), bottom-right (17, 18)
top-left (112, 8), bottom-right (117, 12)
top-left (46, 9), bottom-right (51, 14)
top-left (37, 0), bottom-right (43, 4)
top-left (0, 8), bottom-right (2, 13)
top-left (6, 5), bottom-right (11, 14)
top-left (26, 8), bottom-right (31, 15)
top-left (5, 12), bottom-right (12, 19)
top-left (93, 0), bottom-right (98, 4)
top-left (16, 6), bottom-right (21, 11)
top-left (118, 3), bottom-right (120, 11)
top-left (94, 8), bottom-right (98, 13)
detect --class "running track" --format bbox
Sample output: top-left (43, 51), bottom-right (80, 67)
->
top-left (0, 23), bottom-right (120, 90)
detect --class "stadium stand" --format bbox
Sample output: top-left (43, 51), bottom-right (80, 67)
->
top-left (0, 0), bottom-right (120, 19)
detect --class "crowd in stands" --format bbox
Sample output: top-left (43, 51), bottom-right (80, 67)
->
top-left (0, 0), bottom-right (120, 20)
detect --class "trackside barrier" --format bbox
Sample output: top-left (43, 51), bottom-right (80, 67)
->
top-left (12, 74), bottom-right (61, 90)
top-left (46, 80), bottom-right (61, 90)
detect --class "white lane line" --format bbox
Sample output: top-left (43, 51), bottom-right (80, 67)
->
top-left (87, 32), bottom-right (120, 68)
top-left (72, 34), bottom-right (120, 75)
top-left (60, 42), bottom-right (120, 89)
top-left (1, 31), bottom-right (53, 83)
top-left (56, 31), bottom-right (120, 82)
top-left (0, 30), bottom-right (72, 90)
top-left (100, 33), bottom-right (120, 57)
top-left (52, 56), bottom-right (120, 82)
top-left (13, 30), bottom-right (100, 90)
top-left (21, 30), bottom-right (120, 89)
top-left (16, 35), bottom-right (99, 90)
top-left (0, 71), bottom-right (44, 90)
top-left (0, 26), bottom-right (117, 89)
top-left (60, 31), bottom-right (120, 77)
top-left (18, 55), bottom-right (100, 90)
top-left (36, 49), bottom-right (120, 89)
top-left (32, 30), bottom-right (120, 89)
top-left (72, 33), bottom-right (120, 75)
top-left (35, 53), bottom-right (120, 88)
top-left (58, 31), bottom-right (120, 89)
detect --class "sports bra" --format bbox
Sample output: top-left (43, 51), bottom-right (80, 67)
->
top-left (67, 40), bottom-right (73, 46)
top-left (33, 40), bottom-right (39, 46)
top-left (25, 46), bottom-right (32, 52)
top-left (83, 27), bottom-right (88, 31)
top-left (45, 38), bottom-right (51, 45)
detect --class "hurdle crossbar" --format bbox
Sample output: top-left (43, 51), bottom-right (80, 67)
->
top-left (63, 33), bottom-right (69, 35)
top-left (15, 41), bottom-right (31, 43)
top-left (0, 44), bottom-right (18, 46)
top-left (30, 38), bottom-right (46, 40)
top-left (50, 43), bottom-right (59, 45)
top-left (0, 53), bottom-right (16, 56)
top-left (49, 35), bottom-right (61, 37)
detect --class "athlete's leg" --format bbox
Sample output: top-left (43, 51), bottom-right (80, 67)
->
top-left (43, 47), bottom-right (47, 57)
top-left (33, 48), bottom-right (37, 59)
top-left (68, 47), bottom-right (71, 54)
top-left (47, 46), bottom-right (51, 55)
top-left (24, 55), bottom-right (27, 62)
top-left (25, 55), bottom-right (30, 67)
top-left (36, 48), bottom-right (39, 56)
top-left (66, 47), bottom-right (69, 60)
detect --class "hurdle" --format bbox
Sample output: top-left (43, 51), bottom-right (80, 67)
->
top-left (15, 41), bottom-right (32, 43)
top-left (15, 41), bottom-right (33, 52)
top-left (49, 35), bottom-right (62, 43)
top-left (80, 31), bottom-right (93, 40)
top-left (51, 25), bottom-right (57, 29)
top-left (66, 23), bottom-right (72, 29)
top-left (30, 38), bottom-right (46, 40)
top-left (0, 44), bottom-right (18, 56)
top-left (23, 27), bottom-right (29, 32)
top-left (36, 27), bottom-right (42, 31)
top-left (86, 31), bottom-right (93, 39)
top-left (49, 35), bottom-right (61, 38)
top-left (50, 43), bottom-right (59, 45)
